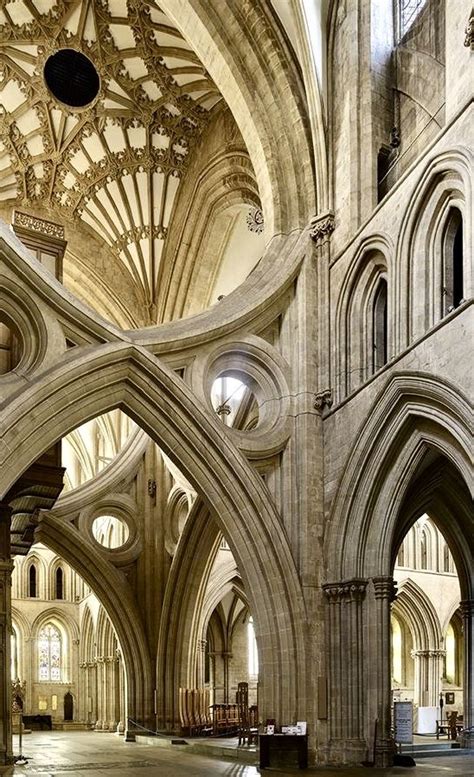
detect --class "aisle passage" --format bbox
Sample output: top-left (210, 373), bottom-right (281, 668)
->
top-left (1, 732), bottom-right (473, 777)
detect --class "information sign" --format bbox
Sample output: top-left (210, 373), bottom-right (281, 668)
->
top-left (394, 701), bottom-right (413, 744)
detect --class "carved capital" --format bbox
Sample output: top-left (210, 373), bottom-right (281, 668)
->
top-left (310, 212), bottom-right (335, 244)
top-left (465, 9), bottom-right (474, 49)
top-left (323, 578), bottom-right (368, 603)
top-left (460, 600), bottom-right (474, 619)
top-left (314, 389), bottom-right (333, 412)
top-left (373, 576), bottom-right (397, 602)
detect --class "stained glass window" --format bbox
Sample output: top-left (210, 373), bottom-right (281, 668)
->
top-left (38, 624), bottom-right (62, 682)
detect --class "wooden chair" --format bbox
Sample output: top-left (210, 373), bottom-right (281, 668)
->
top-left (236, 682), bottom-right (258, 745)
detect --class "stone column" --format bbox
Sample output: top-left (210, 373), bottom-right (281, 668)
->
top-left (0, 503), bottom-right (13, 765)
top-left (323, 579), bottom-right (368, 763)
top-left (222, 652), bottom-right (232, 704)
top-left (117, 654), bottom-right (125, 734)
top-left (460, 600), bottom-right (474, 746)
top-left (196, 639), bottom-right (206, 689)
top-left (372, 577), bottom-right (397, 768)
top-left (412, 649), bottom-right (445, 708)
top-left (310, 212), bottom-right (335, 398)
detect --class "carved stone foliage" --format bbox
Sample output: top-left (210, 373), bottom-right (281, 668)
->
top-left (309, 212), bottom-right (335, 244)
top-left (0, 0), bottom-right (222, 306)
top-left (465, 9), bottom-right (474, 50)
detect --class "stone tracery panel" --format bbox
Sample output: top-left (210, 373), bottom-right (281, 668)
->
top-left (0, 0), bottom-right (222, 308)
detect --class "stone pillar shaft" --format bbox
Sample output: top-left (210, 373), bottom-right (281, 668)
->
top-left (461, 600), bottom-right (474, 736)
top-left (0, 504), bottom-right (13, 765)
top-left (372, 577), bottom-right (396, 768)
top-left (323, 579), bottom-right (367, 762)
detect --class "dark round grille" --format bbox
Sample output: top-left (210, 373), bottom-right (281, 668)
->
top-left (44, 49), bottom-right (100, 108)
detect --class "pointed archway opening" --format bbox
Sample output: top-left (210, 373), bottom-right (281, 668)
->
top-left (390, 453), bottom-right (473, 752)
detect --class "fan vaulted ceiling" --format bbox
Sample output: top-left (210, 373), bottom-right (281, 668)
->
top-left (0, 0), bottom-right (222, 307)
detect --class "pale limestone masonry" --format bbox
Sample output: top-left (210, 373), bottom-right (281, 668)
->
top-left (0, 0), bottom-right (472, 769)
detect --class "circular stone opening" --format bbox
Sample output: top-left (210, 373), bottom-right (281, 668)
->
top-left (44, 49), bottom-right (100, 108)
top-left (211, 374), bottom-right (259, 429)
top-left (92, 515), bottom-right (129, 550)
top-left (0, 316), bottom-right (22, 375)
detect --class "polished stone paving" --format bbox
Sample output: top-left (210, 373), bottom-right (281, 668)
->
top-left (0, 731), bottom-right (472, 776)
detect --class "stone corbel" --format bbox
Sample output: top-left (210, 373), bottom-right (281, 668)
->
top-left (314, 389), bottom-right (333, 413)
top-left (309, 212), bottom-right (335, 244)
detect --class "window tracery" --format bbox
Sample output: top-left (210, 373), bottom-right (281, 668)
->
top-left (398, 0), bottom-right (428, 38)
top-left (38, 623), bottom-right (62, 682)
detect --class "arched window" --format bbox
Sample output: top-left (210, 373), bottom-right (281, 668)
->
top-left (29, 565), bottom-right (37, 598)
top-left (420, 529), bottom-right (428, 570)
top-left (396, 540), bottom-right (405, 567)
top-left (443, 543), bottom-right (451, 573)
top-left (38, 623), bottom-right (62, 681)
top-left (55, 567), bottom-right (64, 600)
top-left (442, 209), bottom-right (464, 316)
top-left (247, 616), bottom-right (259, 677)
top-left (372, 278), bottom-right (388, 373)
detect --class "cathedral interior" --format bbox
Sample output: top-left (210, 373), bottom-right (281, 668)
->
top-left (0, 0), bottom-right (472, 771)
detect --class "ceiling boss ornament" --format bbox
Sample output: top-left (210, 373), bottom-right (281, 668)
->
top-left (0, 0), bottom-right (222, 308)
top-left (246, 206), bottom-right (264, 234)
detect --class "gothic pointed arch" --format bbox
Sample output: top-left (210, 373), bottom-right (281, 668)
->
top-left (1, 341), bottom-right (307, 730)
top-left (326, 372), bottom-right (473, 594)
top-left (394, 579), bottom-right (443, 650)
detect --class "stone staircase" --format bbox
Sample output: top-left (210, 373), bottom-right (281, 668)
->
top-left (403, 741), bottom-right (469, 759)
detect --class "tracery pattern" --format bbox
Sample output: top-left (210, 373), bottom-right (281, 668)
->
top-left (38, 623), bottom-right (62, 682)
top-left (0, 0), bottom-right (222, 309)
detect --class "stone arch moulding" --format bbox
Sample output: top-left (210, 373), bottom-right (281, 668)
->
top-left (326, 371), bottom-right (473, 588)
top-left (194, 333), bottom-right (293, 459)
top-left (78, 493), bottom-right (142, 566)
top-left (394, 579), bottom-right (443, 650)
top-left (0, 205), bottom-right (306, 367)
top-left (323, 372), bottom-right (472, 765)
top-left (396, 148), bottom-right (473, 349)
top-left (1, 342), bottom-right (307, 728)
top-left (334, 234), bottom-right (392, 400)
top-left (34, 511), bottom-right (152, 730)
top-left (159, 0), bottom-right (317, 234)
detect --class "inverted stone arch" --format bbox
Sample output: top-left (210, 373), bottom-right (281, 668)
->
top-left (159, 0), bottom-right (316, 234)
top-left (1, 341), bottom-right (306, 730)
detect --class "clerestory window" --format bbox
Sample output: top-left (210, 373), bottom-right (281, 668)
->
top-left (442, 209), bottom-right (464, 316)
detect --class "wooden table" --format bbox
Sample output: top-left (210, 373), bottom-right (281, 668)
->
top-left (259, 733), bottom-right (308, 769)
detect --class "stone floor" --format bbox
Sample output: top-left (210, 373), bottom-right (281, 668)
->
top-left (0, 731), bottom-right (472, 776)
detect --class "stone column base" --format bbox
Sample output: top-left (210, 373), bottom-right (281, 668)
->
top-left (375, 737), bottom-right (395, 767)
top-left (460, 728), bottom-right (474, 748)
